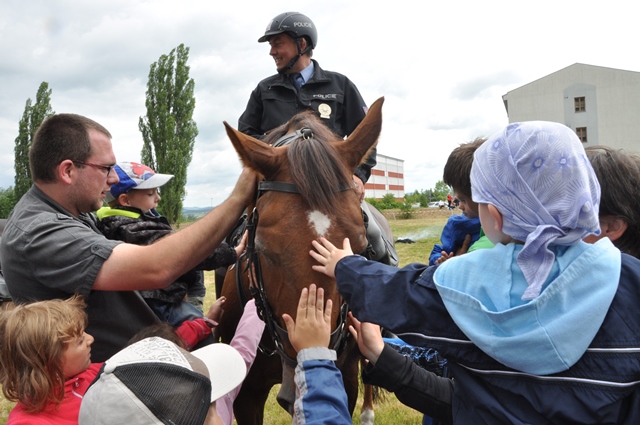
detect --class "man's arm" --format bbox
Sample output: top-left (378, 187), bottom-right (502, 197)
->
top-left (92, 168), bottom-right (257, 291)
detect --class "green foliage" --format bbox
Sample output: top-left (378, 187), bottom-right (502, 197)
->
top-left (404, 189), bottom-right (433, 207)
top-left (0, 187), bottom-right (17, 219)
top-left (378, 193), bottom-right (401, 210)
top-left (139, 44), bottom-right (198, 224)
top-left (432, 180), bottom-right (451, 202)
top-left (398, 199), bottom-right (413, 219)
top-left (14, 82), bottom-right (54, 201)
top-left (365, 197), bottom-right (381, 210)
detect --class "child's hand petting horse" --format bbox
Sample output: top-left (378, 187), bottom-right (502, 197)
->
top-left (310, 237), bottom-right (354, 278)
top-left (283, 284), bottom-right (333, 352)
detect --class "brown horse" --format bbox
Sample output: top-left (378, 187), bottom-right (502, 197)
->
top-left (218, 97), bottom-right (386, 424)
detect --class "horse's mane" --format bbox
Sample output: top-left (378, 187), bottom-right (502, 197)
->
top-left (263, 111), bottom-right (354, 213)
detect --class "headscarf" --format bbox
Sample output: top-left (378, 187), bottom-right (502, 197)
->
top-left (471, 121), bottom-right (601, 300)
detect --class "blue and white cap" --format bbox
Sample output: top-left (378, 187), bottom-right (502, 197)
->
top-left (106, 161), bottom-right (173, 203)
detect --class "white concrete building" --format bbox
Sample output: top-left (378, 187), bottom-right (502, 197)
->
top-left (502, 63), bottom-right (640, 153)
top-left (364, 153), bottom-right (404, 200)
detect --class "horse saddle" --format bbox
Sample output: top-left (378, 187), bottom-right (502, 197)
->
top-left (361, 202), bottom-right (399, 267)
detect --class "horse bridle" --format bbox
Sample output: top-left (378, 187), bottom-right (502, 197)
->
top-left (234, 128), bottom-right (351, 367)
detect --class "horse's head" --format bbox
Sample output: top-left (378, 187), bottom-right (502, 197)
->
top-left (224, 95), bottom-right (383, 251)
top-left (222, 97), bottom-right (383, 362)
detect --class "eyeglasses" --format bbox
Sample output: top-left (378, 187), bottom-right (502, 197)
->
top-left (73, 161), bottom-right (113, 177)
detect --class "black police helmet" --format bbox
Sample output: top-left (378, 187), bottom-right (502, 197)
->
top-left (258, 12), bottom-right (317, 49)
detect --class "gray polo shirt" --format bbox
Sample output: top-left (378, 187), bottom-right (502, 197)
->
top-left (0, 185), bottom-right (160, 361)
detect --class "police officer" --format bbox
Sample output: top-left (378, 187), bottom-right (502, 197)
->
top-left (238, 11), bottom-right (376, 200)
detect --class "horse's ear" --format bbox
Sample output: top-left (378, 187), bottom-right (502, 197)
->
top-left (335, 97), bottom-right (384, 173)
top-left (223, 122), bottom-right (284, 176)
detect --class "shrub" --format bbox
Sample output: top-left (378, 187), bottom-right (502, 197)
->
top-left (398, 200), bottom-right (413, 219)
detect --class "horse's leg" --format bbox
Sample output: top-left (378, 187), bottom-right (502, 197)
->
top-left (360, 356), bottom-right (375, 425)
top-left (214, 265), bottom-right (227, 299)
top-left (361, 384), bottom-right (375, 425)
top-left (276, 361), bottom-right (296, 414)
top-left (219, 267), bottom-right (276, 425)
top-left (233, 350), bottom-right (282, 425)
top-left (336, 340), bottom-right (361, 416)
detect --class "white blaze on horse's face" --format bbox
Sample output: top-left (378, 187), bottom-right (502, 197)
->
top-left (307, 210), bottom-right (331, 237)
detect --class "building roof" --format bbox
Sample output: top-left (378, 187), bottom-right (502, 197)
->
top-left (503, 63), bottom-right (640, 97)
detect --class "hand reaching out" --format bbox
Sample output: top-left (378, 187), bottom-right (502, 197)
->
top-left (234, 231), bottom-right (248, 257)
top-left (456, 234), bottom-right (472, 256)
top-left (435, 251), bottom-right (454, 265)
top-left (205, 296), bottom-right (226, 325)
top-left (283, 284), bottom-right (333, 352)
top-left (348, 313), bottom-right (384, 365)
top-left (310, 237), bottom-right (354, 278)
top-left (435, 234), bottom-right (472, 265)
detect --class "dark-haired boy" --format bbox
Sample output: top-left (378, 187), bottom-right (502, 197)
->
top-left (429, 138), bottom-right (490, 266)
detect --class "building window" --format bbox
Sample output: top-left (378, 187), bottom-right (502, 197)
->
top-left (576, 127), bottom-right (587, 143)
top-left (574, 97), bottom-right (585, 112)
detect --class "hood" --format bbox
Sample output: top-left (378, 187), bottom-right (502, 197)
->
top-left (433, 238), bottom-right (620, 375)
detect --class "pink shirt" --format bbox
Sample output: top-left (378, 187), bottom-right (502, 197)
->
top-left (217, 299), bottom-right (265, 425)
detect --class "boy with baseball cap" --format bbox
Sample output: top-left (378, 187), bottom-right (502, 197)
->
top-left (104, 161), bottom-right (174, 213)
top-left (97, 162), bottom-right (245, 331)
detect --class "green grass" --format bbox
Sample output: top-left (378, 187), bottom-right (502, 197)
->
top-left (387, 208), bottom-right (453, 265)
top-left (0, 207), bottom-right (452, 424)
top-left (0, 402), bottom-right (9, 424)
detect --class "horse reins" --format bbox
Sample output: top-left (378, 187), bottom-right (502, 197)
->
top-left (234, 128), bottom-right (351, 367)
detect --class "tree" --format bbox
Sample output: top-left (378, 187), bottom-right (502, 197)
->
top-left (398, 199), bottom-right (413, 219)
top-left (14, 82), bottom-right (54, 201)
top-left (432, 180), bottom-right (451, 202)
top-left (139, 44), bottom-right (198, 223)
top-left (404, 189), bottom-right (431, 207)
top-left (379, 193), bottom-right (400, 210)
top-left (0, 186), bottom-right (17, 219)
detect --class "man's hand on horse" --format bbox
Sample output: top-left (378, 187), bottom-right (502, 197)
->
top-left (310, 237), bottom-right (354, 278)
top-left (283, 284), bottom-right (333, 352)
top-left (231, 167), bottom-right (259, 204)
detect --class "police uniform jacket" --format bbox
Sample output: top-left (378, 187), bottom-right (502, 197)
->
top-left (238, 60), bottom-right (376, 183)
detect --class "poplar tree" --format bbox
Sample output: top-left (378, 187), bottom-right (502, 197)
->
top-left (139, 44), bottom-right (198, 223)
top-left (14, 82), bottom-right (54, 201)
top-left (0, 186), bottom-right (16, 219)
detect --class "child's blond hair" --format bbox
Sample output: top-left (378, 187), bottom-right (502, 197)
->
top-left (0, 296), bottom-right (87, 413)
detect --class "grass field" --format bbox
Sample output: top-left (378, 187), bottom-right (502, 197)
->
top-left (0, 207), bottom-right (453, 424)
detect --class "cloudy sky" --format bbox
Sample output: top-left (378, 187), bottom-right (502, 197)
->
top-left (1, 0), bottom-right (637, 207)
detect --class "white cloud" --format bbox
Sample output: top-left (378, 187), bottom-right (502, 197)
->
top-left (1, 0), bottom-right (639, 206)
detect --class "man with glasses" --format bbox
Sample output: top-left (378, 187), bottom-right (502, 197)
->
top-left (0, 113), bottom-right (256, 361)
